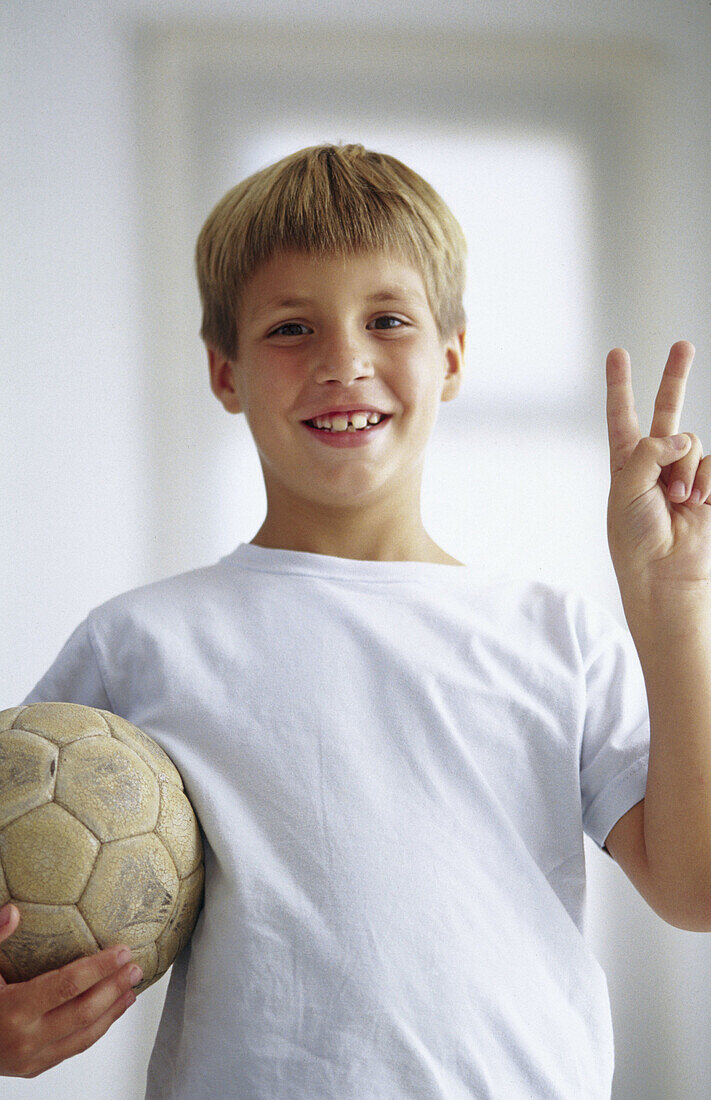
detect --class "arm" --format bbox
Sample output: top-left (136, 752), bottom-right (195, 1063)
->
top-left (604, 341), bottom-right (711, 931)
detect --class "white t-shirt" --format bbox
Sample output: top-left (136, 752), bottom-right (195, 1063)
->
top-left (22, 543), bottom-right (650, 1099)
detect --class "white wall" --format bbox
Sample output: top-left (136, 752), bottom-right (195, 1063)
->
top-left (3, 2), bottom-right (711, 1098)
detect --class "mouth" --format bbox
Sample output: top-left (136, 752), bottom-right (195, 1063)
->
top-left (301, 413), bottom-right (392, 448)
top-left (302, 411), bottom-right (392, 433)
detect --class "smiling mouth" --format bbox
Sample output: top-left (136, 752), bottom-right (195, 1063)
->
top-left (303, 413), bottom-right (392, 433)
top-left (301, 414), bottom-right (392, 446)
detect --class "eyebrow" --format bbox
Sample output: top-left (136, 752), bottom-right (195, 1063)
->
top-left (255, 287), bottom-right (426, 318)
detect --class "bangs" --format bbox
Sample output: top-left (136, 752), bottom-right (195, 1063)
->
top-left (243, 146), bottom-right (429, 271)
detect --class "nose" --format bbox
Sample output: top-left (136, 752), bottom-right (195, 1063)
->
top-left (312, 327), bottom-right (375, 384)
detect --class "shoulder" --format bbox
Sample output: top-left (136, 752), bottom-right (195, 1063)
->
top-left (86, 555), bottom-right (234, 632)
top-left (472, 575), bottom-right (623, 647)
top-left (460, 578), bottom-right (642, 698)
top-left (526, 580), bottom-right (631, 652)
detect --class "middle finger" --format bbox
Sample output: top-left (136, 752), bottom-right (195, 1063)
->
top-left (649, 341), bottom-right (695, 438)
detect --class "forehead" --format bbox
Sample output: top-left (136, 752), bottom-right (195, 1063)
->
top-left (243, 250), bottom-right (430, 318)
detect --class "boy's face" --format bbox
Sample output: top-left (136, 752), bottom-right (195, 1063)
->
top-left (208, 249), bottom-right (464, 551)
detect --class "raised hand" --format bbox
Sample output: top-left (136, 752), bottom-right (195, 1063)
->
top-left (606, 340), bottom-right (711, 598)
top-left (604, 342), bottom-right (711, 932)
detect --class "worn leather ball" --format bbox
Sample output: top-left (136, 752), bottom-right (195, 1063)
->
top-left (0, 702), bottom-right (204, 995)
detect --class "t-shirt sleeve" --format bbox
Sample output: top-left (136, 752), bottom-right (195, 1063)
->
top-left (577, 597), bottom-right (650, 851)
top-left (21, 616), bottom-right (113, 711)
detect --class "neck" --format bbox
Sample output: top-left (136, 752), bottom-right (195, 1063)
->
top-left (249, 520), bottom-right (464, 566)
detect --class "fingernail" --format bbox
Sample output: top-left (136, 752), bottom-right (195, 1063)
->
top-left (0, 905), bottom-right (13, 927)
top-left (689, 489), bottom-right (702, 504)
top-left (671, 434), bottom-right (688, 449)
top-left (669, 480), bottom-right (686, 500)
top-left (129, 966), bottom-right (143, 986)
top-left (116, 947), bottom-right (132, 966)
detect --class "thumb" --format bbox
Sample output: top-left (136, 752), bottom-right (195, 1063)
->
top-left (0, 904), bottom-right (19, 989)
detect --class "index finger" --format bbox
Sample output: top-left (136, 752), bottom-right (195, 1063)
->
top-left (606, 346), bottom-right (641, 475)
top-left (22, 945), bottom-right (132, 1018)
top-left (649, 340), bottom-right (695, 438)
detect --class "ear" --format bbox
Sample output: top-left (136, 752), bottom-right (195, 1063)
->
top-left (207, 346), bottom-right (243, 414)
top-left (440, 328), bottom-right (466, 403)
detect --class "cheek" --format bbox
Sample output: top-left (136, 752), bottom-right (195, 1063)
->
top-left (390, 350), bottom-right (434, 399)
top-left (400, 361), bottom-right (444, 417)
top-left (248, 393), bottom-right (303, 461)
top-left (246, 363), bottom-right (293, 413)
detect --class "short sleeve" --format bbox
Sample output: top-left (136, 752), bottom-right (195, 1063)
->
top-left (578, 599), bottom-right (650, 850)
top-left (22, 616), bottom-right (113, 711)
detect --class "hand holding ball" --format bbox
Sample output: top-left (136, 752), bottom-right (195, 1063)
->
top-left (0, 703), bottom-right (204, 996)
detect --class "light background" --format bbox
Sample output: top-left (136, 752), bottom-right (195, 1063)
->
top-left (2, 2), bottom-right (710, 1097)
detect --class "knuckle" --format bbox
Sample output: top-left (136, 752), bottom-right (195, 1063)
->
top-left (680, 441), bottom-right (703, 469)
top-left (55, 973), bottom-right (81, 1003)
top-left (74, 1002), bottom-right (96, 1031)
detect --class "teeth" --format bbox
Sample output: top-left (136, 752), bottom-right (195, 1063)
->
top-left (311, 412), bottom-right (384, 432)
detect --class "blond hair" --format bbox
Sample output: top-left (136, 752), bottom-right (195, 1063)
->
top-left (195, 143), bottom-right (467, 359)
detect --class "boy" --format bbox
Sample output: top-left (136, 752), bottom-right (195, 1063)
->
top-left (1, 143), bottom-right (710, 1097)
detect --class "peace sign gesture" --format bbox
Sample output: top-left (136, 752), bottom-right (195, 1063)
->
top-left (606, 340), bottom-right (711, 598)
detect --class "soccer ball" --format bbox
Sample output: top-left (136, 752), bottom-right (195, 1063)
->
top-left (0, 702), bottom-right (204, 995)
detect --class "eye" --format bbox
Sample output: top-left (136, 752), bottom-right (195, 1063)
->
top-left (369, 315), bottom-right (406, 330)
top-left (268, 322), bottom-right (310, 337)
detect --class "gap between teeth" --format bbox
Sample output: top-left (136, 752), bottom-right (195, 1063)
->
top-left (310, 413), bottom-right (384, 432)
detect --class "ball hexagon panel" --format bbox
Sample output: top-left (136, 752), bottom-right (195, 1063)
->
top-left (80, 833), bottom-right (179, 947)
top-left (0, 728), bottom-right (57, 828)
top-left (56, 737), bottom-right (160, 842)
top-left (0, 802), bottom-right (100, 903)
